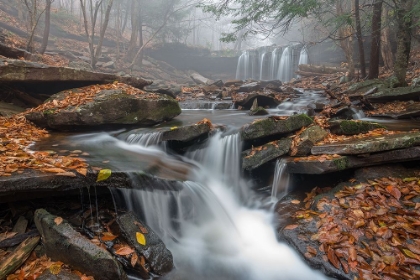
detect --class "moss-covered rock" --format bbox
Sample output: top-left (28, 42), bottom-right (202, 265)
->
top-left (366, 87), bottom-right (420, 103)
top-left (241, 114), bottom-right (313, 140)
top-left (329, 120), bottom-right (385, 135)
top-left (242, 138), bottom-right (292, 170)
top-left (291, 125), bottom-right (328, 156)
top-left (162, 121), bottom-right (212, 142)
top-left (312, 131), bottom-right (420, 155)
top-left (25, 86), bottom-right (181, 130)
top-left (248, 106), bottom-right (269, 116)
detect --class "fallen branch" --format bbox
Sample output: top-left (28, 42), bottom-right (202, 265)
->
top-left (0, 236), bottom-right (40, 279)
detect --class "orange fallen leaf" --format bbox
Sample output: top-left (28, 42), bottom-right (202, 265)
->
top-left (54, 217), bottom-right (63, 226)
top-left (115, 246), bottom-right (134, 256)
top-left (284, 224), bottom-right (299, 230)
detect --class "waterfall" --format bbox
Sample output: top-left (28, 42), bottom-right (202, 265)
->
top-left (270, 48), bottom-right (279, 80)
top-left (235, 51), bottom-right (249, 80)
top-left (73, 131), bottom-right (326, 280)
top-left (259, 50), bottom-right (267, 80)
top-left (126, 131), bottom-right (163, 146)
top-left (277, 46), bottom-right (294, 82)
top-left (271, 159), bottom-right (290, 200)
top-left (298, 46), bottom-right (308, 65)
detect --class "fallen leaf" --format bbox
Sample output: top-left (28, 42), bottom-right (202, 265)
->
top-left (43, 167), bottom-right (67, 173)
top-left (96, 169), bottom-right (112, 182)
top-left (101, 232), bottom-right (117, 242)
top-left (284, 224), bottom-right (299, 230)
top-left (386, 185), bottom-right (401, 200)
top-left (54, 217), bottom-right (63, 226)
top-left (291, 200), bottom-right (301, 204)
top-left (49, 263), bottom-right (62, 275)
top-left (131, 252), bottom-right (138, 267)
top-left (115, 246), bottom-right (134, 256)
top-left (136, 232), bottom-right (146, 246)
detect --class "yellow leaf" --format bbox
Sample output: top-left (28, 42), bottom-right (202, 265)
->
top-left (136, 232), bottom-right (146, 245)
top-left (54, 217), bottom-right (63, 226)
top-left (96, 169), bottom-right (111, 182)
top-left (49, 263), bottom-right (62, 275)
top-left (170, 126), bottom-right (178, 130)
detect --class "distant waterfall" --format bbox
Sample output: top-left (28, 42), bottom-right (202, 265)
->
top-left (259, 51), bottom-right (267, 80)
top-left (298, 46), bottom-right (308, 65)
top-left (235, 45), bottom-right (308, 82)
top-left (235, 51), bottom-right (250, 80)
top-left (277, 46), bottom-right (294, 82)
top-left (270, 48), bottom-right (279, 80)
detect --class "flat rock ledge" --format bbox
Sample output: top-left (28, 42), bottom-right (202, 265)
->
top-left (286, 146), bottom-right (420, 174)
top-left (0, 58), bottom-right (152, 89)
top-left (242, 138), bottom-right (292, 170)
top-left (0, 169), bottom-right (184, 199)
top-left (312, 131), bottom-right (420, 155)
top-left (241, 114), bottom-right (313, 141)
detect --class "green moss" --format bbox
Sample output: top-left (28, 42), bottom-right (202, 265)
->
top-left (332, 157), bottom-right (349, 170)
top-left (336, 120), bottom-right (384, 135)
top-left (43, 109), bottom-right (56, 115)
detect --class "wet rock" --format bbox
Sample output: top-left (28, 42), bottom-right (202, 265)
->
top-left (248, 107), bottom-right (269, 116)
top-left (211, 80), bottom-right (224, 87)
top-left (312, 131), bottom-right (420, 155)
top-left (224, 79), bottom-right (243, 87)
top-left (346, 79), bottom-right (388, 96)
top-left (200, 85), bottom-right (220, 95)
top-left (116, 212), bottom-right (173, 276)
top-left (238, 82), bottom-right (261, 92)
top-left (153, 88), bottom-right (178, 99)
top-left (354, 164), bottom-right (420, 182)
top-left (34, 209), bottom-right (127, 280)
top-left (386, 103), bottom-right (420, 119)
top-left (234, 93), bottom-right (280, 110)
top-left (285, 147), bottom-right (420, 174)
top-left (366, 87), bottom-right (420, 103)
top-left (330, 105), bottom-right (355, 119)
top-left (162, 122), bottom-right (212, 142)
top-left (412, 77), bottom-right (420, 87)
top-left (242, 138), bottom-right (292, 170)
top-left (37, 270), bottom-right (81, 280)
top-left (25, 85), bottom-right (181, 130)
top-left (241, 114), bottom-right (313, 141)
top-left (328, 120), bottom-right (384, 135)
top-left (102, 60), bottom-right (115, 69)
top-left (213, 102), bottom-right (232, 109)
top-left (291, 125), bottom-right (328, 156)
top-left (260, 80), bottom-right (282, 88)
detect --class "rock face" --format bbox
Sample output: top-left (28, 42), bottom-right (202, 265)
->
top-left (34, 209), bottom-right (127, 280)
top-left (116, 212), bottom-right (174, 276)
top-left (312, 131), bottom-right (420, 155)
top-left (242, 138), bottom-right (292, 170)
top-left (25, 86), bottom-right (181, 130)
top-left (366, 87), bottom-right (420, 103)
top-left (241, 114), bottom-right (313, 140)
top-left (286, 147), bottom-right (420, 174)
top-left (328, 120), bottom-right (384, 135)
top-left (235, 93), bottom-right (280, 110)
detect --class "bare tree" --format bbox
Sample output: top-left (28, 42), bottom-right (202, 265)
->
top-left (80, 0), bottom-right (114, 69)
top-left (39, 0), bottom-right (53, 54)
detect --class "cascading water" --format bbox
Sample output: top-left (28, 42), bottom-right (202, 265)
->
top-left (259, 50), bottom-right (267, 80)
top-left (298, 46), bottom-right (308, 65)
top-left (271, 159), bottom-right (290, 200)
top-left (126, 131), bottom-right (163, 146)
top-left (270, 48), bottom-right (279, 80)
top-left (277, 46), bottom-right (294, 83)
top-left (73, 131), bottom-right (326, 280)
top-left (235, 51), bottom-right (249, 80)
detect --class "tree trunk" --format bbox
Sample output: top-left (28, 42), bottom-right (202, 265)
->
top-left (354, 0), bottom-right (366, 78)
top-left (368, 0), bottom-right (383, 79)
top-left (93, 0), bottom-right (114, 67)
top-left (381, 5), bottom-right (394, 69)
top-left (393, 0), bottom-right (413, 86)
top-left (125, 0), bottom-right (139, 60)
top-left (137, 11), bottom-right (144, 65)
top-left (39, 0), bottom-right (52, 54)
top-left (336, 1), bottom-right (355, 79)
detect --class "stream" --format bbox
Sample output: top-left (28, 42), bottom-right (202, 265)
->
top-left (33, 90), bottom-right (420, 280)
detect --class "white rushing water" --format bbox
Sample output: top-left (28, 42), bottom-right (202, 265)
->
top-left (298, 46), bottom-right (308, 65)
top-left (277, 46), bottom-right (294, 83)
top-left (271, 158), bottom-right (290, 200)
top-left (73, 131), bottom-right (326, 280)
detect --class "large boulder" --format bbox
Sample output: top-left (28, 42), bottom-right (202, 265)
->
top-left (234, 93), bottom-right (280, 110)
top-left (34, 209), bottom-right (127, 280)
top-left (116, 212), bottom-right (174, 276)
top-left (241, 114), bottom-right (313, 140)
top-left (25, 83), bottom-right (181, 130)
top-left (162, 120), bottom-right (213, 142)
top-left (242, 138), bottom-right (292, 170)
